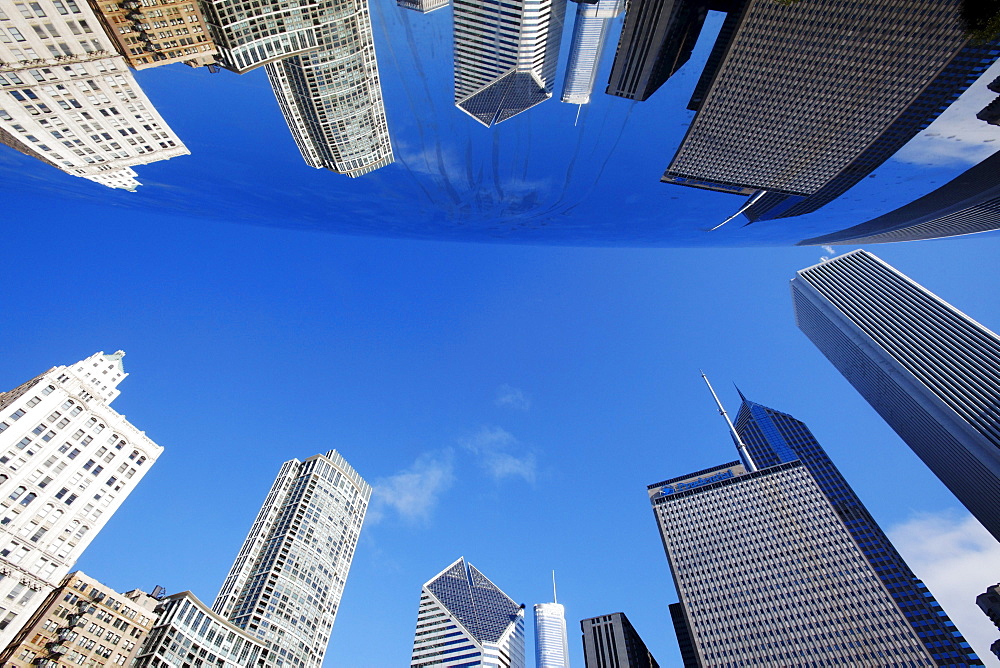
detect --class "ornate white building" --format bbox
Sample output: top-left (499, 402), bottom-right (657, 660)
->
top-left (0, 351), bottom-right (162, 649)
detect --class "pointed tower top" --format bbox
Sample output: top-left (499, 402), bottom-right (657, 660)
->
top-left (701, 372), bottom-right (757, 472)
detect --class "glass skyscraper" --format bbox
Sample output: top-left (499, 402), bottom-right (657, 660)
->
top-left (792, 250), bottom-right (1000, 543)
top-left (410, 557), bottom-right (525, 667)
top-left (535, 602), bottom-right (570, 667)
top-left (212, 450), bottom-right (371, 668)
top-left (734, 394), bottom-right (977, 666)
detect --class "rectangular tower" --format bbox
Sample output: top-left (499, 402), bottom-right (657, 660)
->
top-left (649, 457), bottom-right (977, 665)
top-left (560, 0), bottom-right (622, 106)
top-left (792, 250), bottom-right (1000, 543)
top-left (580, 612), bottom-right (658, 668)
top-left (212, 450), bottom-right (371, 668)
top-left (0, 352), bottom-right (162, 649)
top-left (534, 601), bottom-right (569, 668)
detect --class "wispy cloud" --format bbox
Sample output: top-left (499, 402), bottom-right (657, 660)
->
top-left (368, 452), bottom-right (454, 525)
top-left (888, 511), bottom-right (1000, 663)
top-left (894, 60), bottom-right (1000, 168)
top-left (461, 426), bottom-right (536, 483)
top-left (495, 384), bottom-right (531, 410)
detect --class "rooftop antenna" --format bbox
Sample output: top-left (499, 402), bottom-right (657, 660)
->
top-left (552, 570), bottom-right (558, 603)
top-left (574, 105), bottom-right (582, 127)
top-left (701, 371), bottom-right (757, 472)
top-left (709, 190), bottom-right (768, 231)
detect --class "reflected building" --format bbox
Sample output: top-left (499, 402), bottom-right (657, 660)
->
top-left (212, 450), bottom-right (371, 668)
top-left (410, 557), bottom-right (525, 667)
top-left (453, 0), bottom-right (566, 126)
top-left (792, 250), bottom-right (1000, 543)
top-left (397, 0), bottom-right (449, 13)
top-left (0, 0), bottom-right (188, 189)
top-left (561, 0), bottom-right (622, 106)
top-left (799, 150), bottom-right (1000, 245)
top-left (977, 76), bottom-right (1000, 126)
top-left (660, 0), bottom-right (1000, 216)
top-left (605, 0), bottom-right (710, 102)
top-left (89, 0), bottom-right (217, 69)
top-left (580, 613), bottom-right (657, 668)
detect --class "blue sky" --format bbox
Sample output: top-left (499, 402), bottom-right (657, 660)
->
top-left (3, 0), bottom-right (1000, 665)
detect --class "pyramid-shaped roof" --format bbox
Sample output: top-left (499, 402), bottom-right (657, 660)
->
top-left (425, 557), bottom-right (520, 644)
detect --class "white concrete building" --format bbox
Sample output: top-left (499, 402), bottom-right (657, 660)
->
top-left (0, 351), bottom-right (163, 650)
top-left (0, 0), bottom-right (189, 189)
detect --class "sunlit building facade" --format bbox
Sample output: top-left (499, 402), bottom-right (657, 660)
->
top-left (560, 0), bottom-right (622, 105)
top-left (453, 0), bottom-right (566, 126)
top-left (0, 0), bottom-right (188, 188)
top-left (792, 250), bottom-right (1000, 543)
top-left (410, 557), bottom-right (525, 667)
top-left (213, 450), bottom-right (371, 668)
top-left (0, 351), bottom-right (162, 650)
top-left (534, 602), bottom-right (569, 668)
top-left (89, 0), bottom-right (217, 69)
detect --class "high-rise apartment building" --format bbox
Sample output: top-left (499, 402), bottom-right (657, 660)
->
top-left (0, 570), bottom-right (159, 668)
top-left (0, 351), bottom-right (162, 649)
top-left (453, 0), bottom-right (566, 126)
top-left (649, 455), bottom-right (978, 666)
top-left (88, 0), bottom-right (217, 69)
top-left (212, 450), bottom-right (371, 668)
top-left (799, 150), bottom-right (1000, 245)
top-left (560, 0), bottom-right (622, 106)
top-left (135, 590), bottom-right (268, 668)
top-left (605, 0), bottom-right (710, 102)
top-left (580, 612), bottom-right (657, 668)
top-left (0, 0), bottom-right (189, 188)
top-left (733, 394), bottom-right (976, 665)
top-left (396, 0), bottom-right (449, 13)
top-left (660, 0), bottom-right (999, 208)
top-left (792, 250), bottom-right (1000, 543)
top-left (535, 602), bottom-right (569, 668)
top-left (410, 557), bottom-right (525, 668)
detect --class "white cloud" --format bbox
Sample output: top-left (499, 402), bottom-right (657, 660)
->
top-left (461, 426), bottom-right (536, 483)
top-left (895, 60), bottom-right (1000, 168)
top-left (888, 511), bottom-right (1000, 665)
top-left (368, 452), bottom-right (454, 525)
top-left (495, 384), bottom-right (531, 410)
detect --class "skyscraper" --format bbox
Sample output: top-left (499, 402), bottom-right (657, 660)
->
top-left (0, 351), bottom-right (163, 649)
top-left (212, 450), bottom-right (371, 668)
top-left (453, 0), bottom-right (566, 126)
top-left (535, 601), bottom-right (569, 667)
top-left (798, 150), bottom-right (1000, 245)
top-left (0, 0), bottom-right (189, 189)
top-left (733, 394), bottom-right (976, 665)
top-left (560, 0), bottom-right (622, 106)
top-left (792, 250), bottom-right (1000, 543)
top-left (660, 0), bottom-right (999, 206)
top-left (580, 612), bottom-right (658, 668)
top-left (976, 584), bottom-right (1000, 661)
top-left (604, 0), bottom-right (710, 102)
top-left (397, 0), bottom-right (450, 13)
top-left (410, 557), bottom-right (525, 668)
top-left (88, 0), bottom-right (217, 69)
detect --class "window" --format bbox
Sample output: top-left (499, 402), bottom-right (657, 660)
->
top-left (25, 397), bottom-right (41, 408)
top-left (68, 449), bottom-right (80, 459)
top-left (9, 410), bottom-right (24, 421)
top-left (19, 493), bottom-right (35, 506)
top-left (8, 487), bottom-right (25, 501)
top-left (41, 385), bottom-right (55, 395)
top-left (0, 422), bottom-right (7, 433)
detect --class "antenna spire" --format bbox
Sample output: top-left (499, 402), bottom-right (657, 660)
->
top-left (552, 570), bottom-right (558, 603)
top-left (701, 371), bottom-right (757, 472)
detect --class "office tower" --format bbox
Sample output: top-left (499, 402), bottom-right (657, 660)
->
top-left (605, 0), bottom-right (709, 102)
top-left (979, 76), bottom-right (1000, 126)
top-left (88, 0), bottom-right (217, 69)
top-left (798, 150), bottom-right (1000, 245)
top-left (580, 613), bottom-right (657, 668)
top-left (410, 557), bottom-right (525, 668)
top-left (649, 455), bottom-right (980, 666)
top-left (0, 0), bottom-right (189, 189)
top-left (660, 0), bottom-right (999, 211)
top-left (397, 0), bottom-right (449, 13)
top-left (0, 570), bottom-right (159, 668)
top-left (976, 584), bottom-right (1000, 661)
top-left (265, 20), bottom-right (395, 177)
top-left (733, 394), bottom-right (976, 664)
top-left (212, 450), bottom-right (371, 668)
top-left (793, 250), bottom-right (1000, 543)
top-left (560, 0), bottom-right (622, 106)
top-left (134, 591), bottom-right (268, 668)
top-left (453, 0), bottom-right (566, 127)
top-left (535, 602), bottom-right (569, 667)
top-left (0, 351), bottom-right (162, 649)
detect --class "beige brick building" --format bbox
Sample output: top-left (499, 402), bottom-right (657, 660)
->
top-left (87, 0), bottom-right (216, 70)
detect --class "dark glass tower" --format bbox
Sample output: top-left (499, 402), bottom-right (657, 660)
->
top-left (580, 612), bottom-right (658, 668)
top-left (733, 396), bottom-right (977, 666)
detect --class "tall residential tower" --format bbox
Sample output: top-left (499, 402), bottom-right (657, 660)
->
top-left (410, 557), bottom-right (525, 667)
top-left (213, 450), bottom-right (371, 668)
top-left (0, 351), bottom-right (162, 649)
top-left (792, 250), bottom-right (1000, 543)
